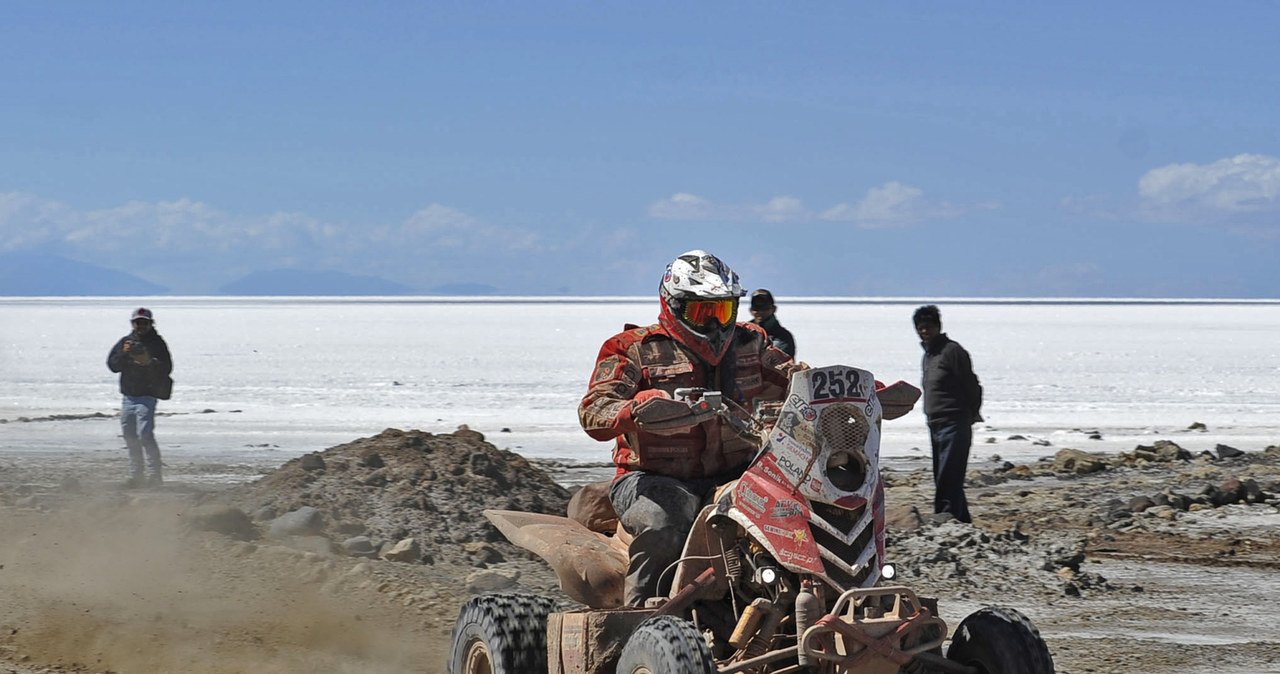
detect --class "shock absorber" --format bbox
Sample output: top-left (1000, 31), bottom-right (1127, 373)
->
top-left (723, 544), bottom-right (743, 585)
top-left (795, 580), bottom-right (822, 667)
top-left (742, 602), bottom-right (784, 661)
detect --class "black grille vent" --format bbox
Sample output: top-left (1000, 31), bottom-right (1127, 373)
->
top-left (809, 502), bottom-right (875, 592)
top-left (811, 502), bottom-right (866, 536)
top-left (818, 552), bottom-right (876, 591)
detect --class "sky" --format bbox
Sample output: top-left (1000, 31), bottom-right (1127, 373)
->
top-left (2, 1), bottom-right (1278, 297)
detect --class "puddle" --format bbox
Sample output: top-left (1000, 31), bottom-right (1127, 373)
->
top-left (1034, 558), bottom-right (1280, 646)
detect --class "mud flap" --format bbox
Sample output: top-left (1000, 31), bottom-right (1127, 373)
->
top-left (484, 509), bottom-right (628, 609)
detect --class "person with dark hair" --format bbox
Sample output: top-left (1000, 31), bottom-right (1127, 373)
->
top-left (107, 307), bottom-right (173, 488)
top-left (913, 304), bottom-right (982, 523)
top-left (749, 288), bottom-right (796, 358)
top-left (579, 251), bottom-right (798, 606)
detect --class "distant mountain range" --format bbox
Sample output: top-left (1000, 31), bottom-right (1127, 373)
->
top-left (218, 269), bottom-right (419, 296)
top-left (0, 252), bottom-right (501, 296)
top-left (0, 253), bottom-right (168, 296)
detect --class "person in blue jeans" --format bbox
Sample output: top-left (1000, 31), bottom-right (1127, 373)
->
top-left (107, 307), bottom-right (173, 487)
top-left (913, 305), bottom-right (982, 523)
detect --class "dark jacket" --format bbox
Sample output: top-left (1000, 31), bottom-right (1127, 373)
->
top-left (920, 333), bottom-right (982, 425)
top-left (754, 315), bottom-right (796, 358)
top-left (107, 330), bottom-right (173, 397)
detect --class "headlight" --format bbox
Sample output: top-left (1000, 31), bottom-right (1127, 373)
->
top-left (825, 450), bottom-right (868, 491)
top-left (880, 563), bottom-right (897, 581)
top-left (755, 567), bottom-right (779, 586)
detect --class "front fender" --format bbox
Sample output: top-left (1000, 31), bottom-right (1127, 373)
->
top-left (483, 509), bottom-right (628, 608)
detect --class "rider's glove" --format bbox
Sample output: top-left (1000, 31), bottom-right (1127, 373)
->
top-left (631, 391), bottom-right (716, 435)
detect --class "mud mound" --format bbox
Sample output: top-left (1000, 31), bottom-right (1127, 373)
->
top-left (886, 523), bottom-right (1111, 601)
top-left (217, 427), bottom-right (571, 566)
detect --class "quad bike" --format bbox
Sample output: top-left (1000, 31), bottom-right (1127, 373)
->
top-left (449, 365), bottom-right (1054, 673)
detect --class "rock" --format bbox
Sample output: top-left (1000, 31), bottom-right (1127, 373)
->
top-left (299, 453), bottom-right (326, 471)
top-left (1215, 444), bottom-right (1245, 460)
top-left (465, 568), bottom-right (520, 593)
top-left (268, 506), bottom-right (325, 538)
top-left (1167, 493), bottom-right (1193, 511)
top-left (252, 505), bottom-right (277, 522)
top-left (1243, 479), bottom-right (1266, 504)
top-left (1128, 495), bottom-right (1155, 513)
top-left (342, 536), bottom-right (376, 557)
top-left (383, 537), bottom-right (422, 563)
top-left (187, 506), bottom-right (259, 541)
top-left (885, 505), bottom-right (925, 531)
top-left (462, 541), bottom-right (503, 565)
top-left (362, 469), bottom-right (389, 487)
top-left (360, 452), bottom-right (385, 469)
top-left (1006, 465), bottom-right (1034, 478)
top-left (1187, 422), bottom-right (1208, 431)
top-left (454, 424), bottom-right (485, 442)
top-left (1216, 478), bottom-right (1245, 506)
top-left (1133, 440), bottom-right (1191, 463)
top-left (1053, 448), bottom-right (1108, 475)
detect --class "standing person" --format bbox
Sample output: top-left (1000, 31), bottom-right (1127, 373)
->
top-left (913, 304), bottom-right (982, 524)
top-left (579, 250), bottom-right (798, 607)
top-left (749, 288), bottom-right (796, 358)
top-left (107, 307), bottom-right (173, 487)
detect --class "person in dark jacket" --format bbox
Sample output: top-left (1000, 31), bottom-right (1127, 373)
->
top-left (107, 307), bottom-right (173, 487)
top-left (913, 305), bottom-right (982, 523)
top-left (749, 288), bottom-right (796, 358)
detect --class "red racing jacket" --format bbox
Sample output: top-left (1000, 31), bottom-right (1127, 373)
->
top-left (579, 321), bottom-right (794, 481)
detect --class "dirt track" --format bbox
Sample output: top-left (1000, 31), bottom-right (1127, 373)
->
top-left (2, 429), bottom-right (1280, 673)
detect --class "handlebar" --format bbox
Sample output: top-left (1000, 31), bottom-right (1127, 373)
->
top-left (673, 387), bottom-right (723, 410)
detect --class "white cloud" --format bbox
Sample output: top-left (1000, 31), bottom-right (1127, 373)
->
top-left (649, 183), bottom-right (994, 227)
top-left (752, 196), bottom-right (809, 223)
top-left (1137, 154), bottom-right (1280, 227)
top-left (648, 192), bottom-right (726, 221)
top-left (0, 191), bottom-right (543, 289)
top-left (820, 182), bottom-right (997, 228)
top-left (648, 192), bottom-right (813, 223)
top-left (388, 204), bottom-right (540, 253)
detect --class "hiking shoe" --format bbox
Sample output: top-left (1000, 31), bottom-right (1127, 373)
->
top-left (124, 476), bottom-right (144, 489)
top-left (146, 473), bottom-right (163, 487)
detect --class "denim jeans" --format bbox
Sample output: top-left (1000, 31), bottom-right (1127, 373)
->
top-left (121, 395), bottom-right (161, 479)
top-left (929, 419), bottom-right (972, 523)
top-left (609, 471), bottom-right (721, 607)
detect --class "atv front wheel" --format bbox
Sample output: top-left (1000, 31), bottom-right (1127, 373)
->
top-left (945, 606), bottom-right (1054, 673)
top-left (617, 614), bottom-right (715, 674)
top-left (448, 593), bottom-right (556, 674)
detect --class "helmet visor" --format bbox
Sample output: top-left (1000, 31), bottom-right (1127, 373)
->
top-left (682, 298), bottom-right (738, 329)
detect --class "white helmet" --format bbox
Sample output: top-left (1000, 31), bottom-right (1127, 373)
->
top-left (658, 250), bottom-right (745, 364)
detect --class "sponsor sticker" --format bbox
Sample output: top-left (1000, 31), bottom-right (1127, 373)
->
top-left (770, 499), bottom-right (803, 519)
top-left (593, 356), bottom-right (620, 383)
top-left (736, 481), bottom-right (769, 517)
top-left (755, 455), bottom-right (789, 487)
top-left (777, 547), bottom-right (820, 569)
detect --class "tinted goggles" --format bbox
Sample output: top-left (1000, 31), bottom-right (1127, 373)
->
top-left (682, 299), bottom-right (738, 328)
